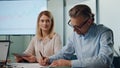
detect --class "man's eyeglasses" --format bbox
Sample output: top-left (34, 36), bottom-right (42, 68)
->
top-left (68, 19), bottom-right (89, 30)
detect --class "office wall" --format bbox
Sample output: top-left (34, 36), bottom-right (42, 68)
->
top-left (0, 36), bottom-right (6, 40)
top-left (99, 0), bottom-right (120, 54)
top-left (47, 0), bottom-right (64, 45)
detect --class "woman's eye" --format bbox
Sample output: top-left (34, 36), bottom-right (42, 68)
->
top-left (41, 20), bottom-right (44, 22)
top-left (46, 20), bottom-right (50, 22)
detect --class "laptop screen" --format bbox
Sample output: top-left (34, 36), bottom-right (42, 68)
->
top-left (0, 40), bottom-right (10, 66)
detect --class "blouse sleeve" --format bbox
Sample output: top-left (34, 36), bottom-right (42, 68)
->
top-left (24, 37), bottom-right (35, 55)
top-left (54, 34), bottom-right (62, 54)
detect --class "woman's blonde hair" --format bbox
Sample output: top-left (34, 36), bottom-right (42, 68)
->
top-left (36, 10), bottom-right (55, 40)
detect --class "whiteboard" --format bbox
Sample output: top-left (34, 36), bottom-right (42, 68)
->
top-left (0, 0), bottom-right (47, 35)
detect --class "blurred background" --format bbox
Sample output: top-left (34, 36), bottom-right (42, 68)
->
top-left (0, 0), bottom-right (120, 62)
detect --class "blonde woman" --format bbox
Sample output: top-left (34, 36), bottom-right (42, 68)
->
top-left (15, 10), bottom-right (62, 63)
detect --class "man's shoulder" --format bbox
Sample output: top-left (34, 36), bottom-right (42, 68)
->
top-left (96, 24), bottom-right (112, 32)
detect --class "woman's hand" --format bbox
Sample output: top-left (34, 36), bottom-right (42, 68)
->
top-left (38, 57), bottom-right (49, 66)
top-left (22, 54), bottom-right (36, 63)
top-left (14, 56), bottom-right (23, 63)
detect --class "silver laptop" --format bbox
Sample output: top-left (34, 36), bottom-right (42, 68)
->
top-left (0, 40), bottom-right (10, 67)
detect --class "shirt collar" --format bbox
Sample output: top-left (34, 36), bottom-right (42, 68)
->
top-left (84, 23), bottom-right (96, 38)
top-left (76, 23), bottom-right (96, 38)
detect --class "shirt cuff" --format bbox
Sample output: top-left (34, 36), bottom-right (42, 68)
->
top-left (71, 60), bottom-right (82, 67)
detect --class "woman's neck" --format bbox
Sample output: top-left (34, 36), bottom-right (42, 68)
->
top-left (42, 31), bottom-right (49, 38)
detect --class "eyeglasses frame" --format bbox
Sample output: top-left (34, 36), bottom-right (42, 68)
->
top-left (68, 18), bottom-right (89, 31)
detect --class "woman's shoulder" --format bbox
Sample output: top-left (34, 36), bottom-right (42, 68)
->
top-left (31, 36), bottom-right (40, 41)
top-left (31, 36), bottom-right (36, 40)
top-left (53, 33), bottom-right (61, 38)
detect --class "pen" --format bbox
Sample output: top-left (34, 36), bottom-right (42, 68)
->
top-left (39, 51), bottom-right (44, 59)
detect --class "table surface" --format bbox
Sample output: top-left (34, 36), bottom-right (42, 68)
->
top-left (4, 63), bottom-right (71, 68)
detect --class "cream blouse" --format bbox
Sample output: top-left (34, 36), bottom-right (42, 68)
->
top-left (24, 33), bottom-right (62, 60)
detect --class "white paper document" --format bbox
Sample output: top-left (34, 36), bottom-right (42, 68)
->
top-left (8, 63), bottom-right (48, 68)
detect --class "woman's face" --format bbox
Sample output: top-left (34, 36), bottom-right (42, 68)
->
top-left (39, 15), bottom-right (52, 32)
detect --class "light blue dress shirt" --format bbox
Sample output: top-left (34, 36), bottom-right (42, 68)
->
top-left (49, 23), bottom-right (114, 68)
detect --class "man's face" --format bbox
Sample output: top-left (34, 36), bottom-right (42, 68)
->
top-left (68, 16), bottom-right (91, 35)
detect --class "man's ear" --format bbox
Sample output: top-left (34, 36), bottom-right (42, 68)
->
top-left (87, 18), bottom-right (93, 25)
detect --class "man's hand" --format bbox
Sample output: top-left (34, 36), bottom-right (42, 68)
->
top-left (50, 59), bottom-right (71, 67)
